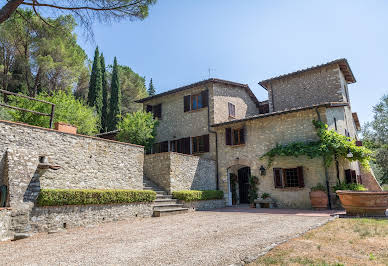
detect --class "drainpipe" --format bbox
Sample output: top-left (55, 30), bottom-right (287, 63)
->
top-left (205, 84), bottom-right (219, 190)
top-left (315, 108), bottom-right (332, 210)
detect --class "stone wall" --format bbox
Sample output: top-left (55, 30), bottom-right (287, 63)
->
top-left (30, 203), bottom-right (153, 232)
top-left (267, 64), bottom-right (345, 112)
top-left (0, 120), bottom-right (144, 192)
top-left (179, 199), bottom-right (225, 211)
top-left (0, 208), bottom-right (12, 241)
top-left (144, 152), bottom-right (216, 193)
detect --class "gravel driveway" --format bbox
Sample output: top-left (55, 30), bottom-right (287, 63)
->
top-left (0, 208), bottom-right (336, 265)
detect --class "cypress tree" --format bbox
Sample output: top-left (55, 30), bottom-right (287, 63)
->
top-left (108, 57), bottom-right (121, 131)
top-left (87, 47), bottom-right (100, 107)
top-left (148, 78), bottom-right (156, 96)
top-left (100, 53), bottom-right (108, 133)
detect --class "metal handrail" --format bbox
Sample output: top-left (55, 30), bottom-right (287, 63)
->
top-left (0, 89), bottom-right (55, 128)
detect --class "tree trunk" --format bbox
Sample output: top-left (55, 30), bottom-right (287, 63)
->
top-left (0, 0), bottom-right (24, 24)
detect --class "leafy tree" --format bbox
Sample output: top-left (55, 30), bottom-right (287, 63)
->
top-left (148, 78), bottom-right (155, 96)
top-left (362, 94), bottom-right (388, 184)
top-left (100, 53), bottom-right (108, 133)
top-left (108, 57), bottom-right (121, 131)
top-left (0, 0), bottom-right (157, 38)
top-left (87, 47), bottom-right (100, 106)
top-left (117, 110), bottom-right (158, 151)
top-left (0, 9), bottom-right (88, 96)
top-left (8, 90), bottom-right (99, 135)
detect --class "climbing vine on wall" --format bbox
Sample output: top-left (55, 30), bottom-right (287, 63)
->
top-left (261, 120), bottom-right (372, 168)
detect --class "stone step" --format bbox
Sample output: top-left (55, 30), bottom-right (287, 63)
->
top-left (156, 194), bottom-right (172, 199)
top-left (143, 186), bottom-right (163, 191)
top-left (154, 190), bottom-right (167, 195)
top-left (153, 208), bottom-right (189, 217)
top-left (154, 199), bottom-right (178, 205)
top-left (153, 204), bottom-right (184, 211)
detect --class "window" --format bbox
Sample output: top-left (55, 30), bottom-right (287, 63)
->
top-left (225, 127), bottom-right (245, 146)
top-left (153, 141), bottom-right (168, 154)
top-left (344, 169), bottom-right (357, 184)
top-left (228, 102), bottom-right (236, 118)
top-left (170, 138), bottom-right (191, 155)
top-left (192, 134), bottom-right (209, 154)
top-left (183, 90), bottom-right (208, 112)
top-left (146, 104), bottom-right (162, 119)
top-left (273, 167), bottom-right (304, 188)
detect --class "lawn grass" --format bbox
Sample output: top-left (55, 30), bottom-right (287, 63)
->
top-left (251, 218), bottom-right (388, 265)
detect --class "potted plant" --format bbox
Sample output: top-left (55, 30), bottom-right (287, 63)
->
top-left (309, 183), bottom-right (328, 209)
top-left (261, 192), bottom-right (270, 200)
top-left (248, 175), bottom-right (259, 208)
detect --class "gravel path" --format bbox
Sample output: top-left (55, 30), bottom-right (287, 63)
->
top-left (0, 208), bottom-right (335, 265)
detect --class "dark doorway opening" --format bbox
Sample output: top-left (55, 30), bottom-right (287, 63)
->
top-left (238, 167), bottom-right (250, 204)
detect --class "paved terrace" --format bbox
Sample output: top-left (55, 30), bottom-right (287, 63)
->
top-left (0, 208), bottom-right (341, 265)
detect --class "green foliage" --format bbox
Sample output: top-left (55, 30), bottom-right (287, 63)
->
top-left (87, 47), bottom-right (103, 126)
top-left (262, 120), bottom-right (372, 169)
top-left (172, 190), bottom-right (224, 201)
top-left (36, 189), bottom-right (156, 206)
top-left (311, 183), bottom-right (327, 192)
top-left (117, 110), bottom-right (158, 150)
top-left (8, 90), bottom-right (98, 135)
top-left (332, 183), bottom-right (367, 192)
top-left (108, 57), bottom-right (121, 131)
top-left (100, 53), bottom-right (108, 133)
top-left (148, 78), bottom-right (156, 96)
top-left (248, 176), bottom-right (259, 204)
top-left (261, 192), bottom-right (271, 199)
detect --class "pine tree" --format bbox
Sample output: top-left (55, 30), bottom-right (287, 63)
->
top-left (100, 53), bottom-right (108, 133)
top-left (87, 47), bottom-right (100, 107)
top-left (108, 57), bottom-right (121, 131)
top-left (148, 78), bottom-right (156, 96)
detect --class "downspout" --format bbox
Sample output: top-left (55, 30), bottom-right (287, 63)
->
top-left (205, 84), bottom-right (219, 190)
top-left (315, 107), bottom-right (332, 210)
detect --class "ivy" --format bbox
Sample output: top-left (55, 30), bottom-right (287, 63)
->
top-left (261, 120), bottom-right (373, 169)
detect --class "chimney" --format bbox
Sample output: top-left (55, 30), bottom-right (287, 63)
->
top-left (54, 122), bottom-right (77, 134)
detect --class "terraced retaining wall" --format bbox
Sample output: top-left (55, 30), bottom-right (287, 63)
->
top-left (30, 203), bottom-right (154, 232)
top-left (0, 208), bottom-right (12, 241)
top-left (180, 199), bottom-right (225, 211)
top-left (144, 152), bottom-right (216, 193)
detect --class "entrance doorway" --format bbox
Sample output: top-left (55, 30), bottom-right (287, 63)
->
top-left (238, 167), bottom-right (250, 204)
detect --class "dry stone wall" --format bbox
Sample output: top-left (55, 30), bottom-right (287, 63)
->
top-left (180, 199), bottom-right (225, 211)
top-left (0, 209), bottom-right (12, 241)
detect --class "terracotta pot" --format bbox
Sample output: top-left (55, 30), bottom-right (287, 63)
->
top-left (336, 190), bottom-right (388, 217)
top-left (309, 190), bottom-right (328, 209)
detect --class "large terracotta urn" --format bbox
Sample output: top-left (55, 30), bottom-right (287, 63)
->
top-left (309, 191), bottom-right (328, 209)
top-left (336, 190), bottom-right (388, 217)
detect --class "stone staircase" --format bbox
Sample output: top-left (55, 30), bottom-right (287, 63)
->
top-left (143, 177), bottom-right (188, 217)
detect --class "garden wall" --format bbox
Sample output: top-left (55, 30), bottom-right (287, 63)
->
top-left (0, 208), bottom-right (12, 241)
top-left (144, 152), bottom-right (216, 193)
top-left (30, 203), bottom-right (154, 232)
top-left (180, 199), bottom-right (225, 211)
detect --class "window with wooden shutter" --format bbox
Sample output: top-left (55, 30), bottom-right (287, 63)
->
top-left (239, 127), bottom-right (245, 144)
top-left (228, 102), bottom-right (235, 118)
top-left (273, 168), bottom-right (283, 188)
top-left (183, 137), bottom-right (191, 154)
top-left (184, 95), bottom-right (191, 112)
top-left (160, 141), bottom-right (168, 152)
top-left (225, 128), bottom-right (232, 145)
top-left (230, 127), bottom-right (245, 145)
top-left (192, 135), bottom-right (208, 154)
top-left (204, 134), bottom-right (210, 152)
top-left (297, 166), bottom-right (304, 188)
top-left (345, 169), bottom-right (352, 184)
top-left (201, 90), bottom-right (208, 107)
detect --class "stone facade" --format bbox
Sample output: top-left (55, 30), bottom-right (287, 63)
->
top-left (180, 199), bottom-right (225, 211)
top-left (0, 120), bottom-right (144, 192)
top-left (144, 152), bottom-right (216, 193)
top-left (0, 208), bottom-right (12, 241)
top-left (30, 203), bottom-right (154, 232)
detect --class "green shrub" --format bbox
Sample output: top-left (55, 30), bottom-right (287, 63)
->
top-left (333, 183), bottom-right (368, 192)
top-left (172, 190), bottom-right (224, 201)
top-left (311, 183), bottom-right (327, 192)
top-left (261, 192), bottom-right (271, 199)
top-left (36, 189), bottom-right (156, 206)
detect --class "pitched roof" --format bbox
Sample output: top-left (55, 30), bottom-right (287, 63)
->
top-left (135, 78), bottom-right (260, 106)
top-left (211, 102), bottom-right (349, 127)
top-left (352, 112), bottom-right (361, 131)
top-left (259, 58), bottom-right (356, 90)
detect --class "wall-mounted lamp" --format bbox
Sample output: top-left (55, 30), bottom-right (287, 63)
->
top-left (346, 149), bottom-right (353, 158)
top-left (259, 165), bottom-right (266, 176)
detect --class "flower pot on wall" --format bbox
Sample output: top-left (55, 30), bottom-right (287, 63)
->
top-left (309, 191), bottom-right (328, 209)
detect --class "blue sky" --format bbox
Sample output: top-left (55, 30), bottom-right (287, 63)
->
top-left (79, 0), bottom-right (388, 124)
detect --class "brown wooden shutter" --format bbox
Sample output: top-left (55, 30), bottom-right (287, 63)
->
top-left (297, 166), bottom-right (304, 187)
top-left (239, 127), bottom-right (245, 144)
top-left (146, 105), bottom-right (152, 113)
top-left (184, 95), bottom-right (191, 112)
top-left (203, 134), bottom-right (210, 152)
top-left (184, 137), bottom-right (191, 154)
top-left (225, 128), bottom-right (232, 145)
top-left (344, 169), bottom-right (352, 184)
top-left (201, 90), bottom-right (208, 107)
top-left (273, 168), bottom-right (283, 188)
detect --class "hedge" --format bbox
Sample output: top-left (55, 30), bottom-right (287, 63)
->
top-left (36, 189), bottom-right (157, 206)
top-left (172, 190), bottom-right (224, 201)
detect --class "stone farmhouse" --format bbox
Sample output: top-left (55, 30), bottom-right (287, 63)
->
top-left (136, 58), bottom-right (381, 208)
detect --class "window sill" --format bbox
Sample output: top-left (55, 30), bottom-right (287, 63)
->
top-left (275, 187), bottom-right (305, 191)
top-left (186, 107), bottom-right (207, 113)
top-left (229, 144), bottom-right (245, 147)
top-left (192, 151), bottom-right (209, 155)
